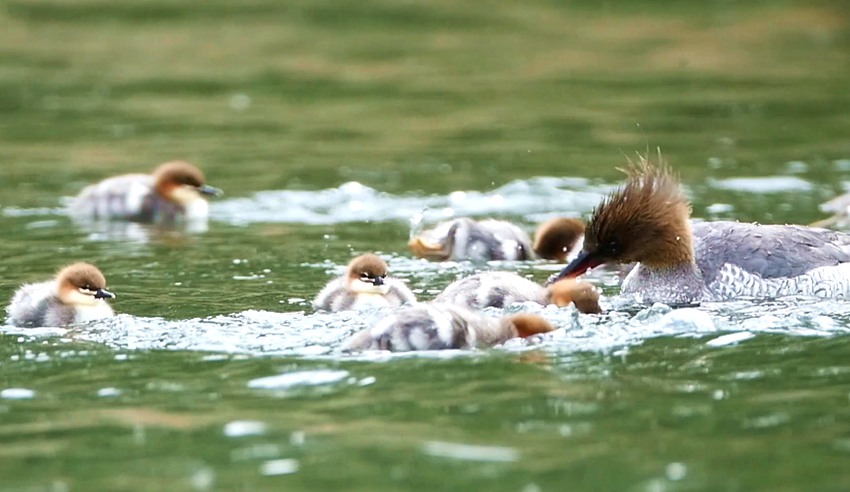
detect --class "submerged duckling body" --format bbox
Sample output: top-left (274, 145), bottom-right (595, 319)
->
top-left (550, 155), bottom-right (850, 304)
top-left (72, 161), bottom-right (221, 223)
top-left (435, 272), bottom-right (601, 313)
top-left (342, 303), bottom-right (555, 352)
top-left (409, 218), bottom-right (532, 261)
top-left (314, 254), bottom-right (416, 312)
top-left (6, 262), bottom-right (116, 327)
top-left (435, 271), bottom-right (547, 307)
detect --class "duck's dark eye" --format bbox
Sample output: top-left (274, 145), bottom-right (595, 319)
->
top-left (604, 240), bottom-right (622, 256)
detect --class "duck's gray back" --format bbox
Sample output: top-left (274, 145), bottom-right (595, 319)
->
top-left (693, 221), bottom-right (850, 299)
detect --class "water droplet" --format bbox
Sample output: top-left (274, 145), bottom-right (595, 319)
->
top-left (223, 420), bottom-right (268, 437)
top-left (97, 387), bottom-right (121, 397)
top-left (665, 462), bottom-right (687, 481)
top-left (0, 388), bottom-right (35, 399)
top-left (229, 93), bottom-right (251, 111)
top-left (260, 458), bottom-right (299, 476)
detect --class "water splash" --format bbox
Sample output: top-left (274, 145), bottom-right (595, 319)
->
top-left (51, 294), bottom-right (850, 359)
top-left (211, 177), bottom-right (608, 225)
top-left (707, 176), bottom-right (814, 193)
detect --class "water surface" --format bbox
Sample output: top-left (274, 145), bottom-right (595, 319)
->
top-left (2, 0), bottom-right (850, 490)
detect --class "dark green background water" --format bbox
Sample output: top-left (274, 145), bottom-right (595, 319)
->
top-left (1, 0), bottom-right (850, 490)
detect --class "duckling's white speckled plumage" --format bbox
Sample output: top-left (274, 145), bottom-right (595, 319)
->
top-left (435, 272), bottom-right (548, 308)
top-left (435, 272), bottom-right (602, 313)
top-left (410, 218), bottom-right (532, 261)
top-left (342, 303), bottom-right (555, 352)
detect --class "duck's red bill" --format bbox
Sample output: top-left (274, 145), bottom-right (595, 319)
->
top-left (546, 250), bottom-right (602, 285)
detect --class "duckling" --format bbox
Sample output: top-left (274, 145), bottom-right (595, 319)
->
top-left (6, 262), bottom-right (116, 327)
top-left (410, 217), bottom-right (585, 262)
top-left (314, 254), bottom-right (416, 312)
top-left (549, 154), bottom-right (850, 304)
top-left (342, 303), bottom-right (555, 352)
top-left (532, 217), bottom-right (585, 262)
top-left (409, 218), bottom-right (532, 261)
top-left (434, 271), bottom-right (601, 313)
top-left (71, 161), bottom-right (221, 223)
top-left (435, 271), bottom-right (548, 307)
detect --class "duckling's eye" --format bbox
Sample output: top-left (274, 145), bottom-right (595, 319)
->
top-left (176, 176), bottom-right (200, 187)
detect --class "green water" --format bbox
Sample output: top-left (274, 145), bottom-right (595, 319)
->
top-left (2, 0), bottom-right (850, 490)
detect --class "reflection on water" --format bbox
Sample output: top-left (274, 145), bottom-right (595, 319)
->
top-left (71, 217), bottom-right (209, 243)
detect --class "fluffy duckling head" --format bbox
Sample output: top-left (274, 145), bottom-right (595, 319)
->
top-left (550, 154), bottom-right (693, 282)
top-left (347, 254), bottom-right (391, 295)
top-left (532, 217), bottom-right (585, 262)
top-left (547, 279), bottom-right (601, 314)
top-left (153, 161), bottom-right (222, 205)
top-left (56, 262), bottom-right (115, 307)
top-left (504, 314), bottom-right (557, 338)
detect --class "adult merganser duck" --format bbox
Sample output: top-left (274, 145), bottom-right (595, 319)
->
top-left (6, 262), bottom-right (116, 327)
top-left (72, 161), bottom-right (222, 223)
top-left (342, 303), bottom-right (555, 352)
top-left (314, 254), bottom-right (416, 312)
top-left (434, 271), bottom-right (601, 313)
top-left (548, 156), bottom-right (850, 304)
top-left (409, 217), bottom-right (584, 262)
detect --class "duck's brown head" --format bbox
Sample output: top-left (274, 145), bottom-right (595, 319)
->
top-left (153, 161), bottom-right (222, 204)
top-left (347, 254), bottom-right (391, 294)
top-left (548, 155), bottom-right (693, 283)
top-left (532, 217), bottom-right (585, 262)
top-left (547, 279), bottom-right (601, 314)
top-left (56, 262), bottom-right (115, 306)
top-left (505, 314), bottom-right (556, 338)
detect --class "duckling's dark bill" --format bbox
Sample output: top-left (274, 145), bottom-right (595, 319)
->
top-left (198, 184), bottom-right (223, 196)
top-left (94, 288), bottom-right (115, 299)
